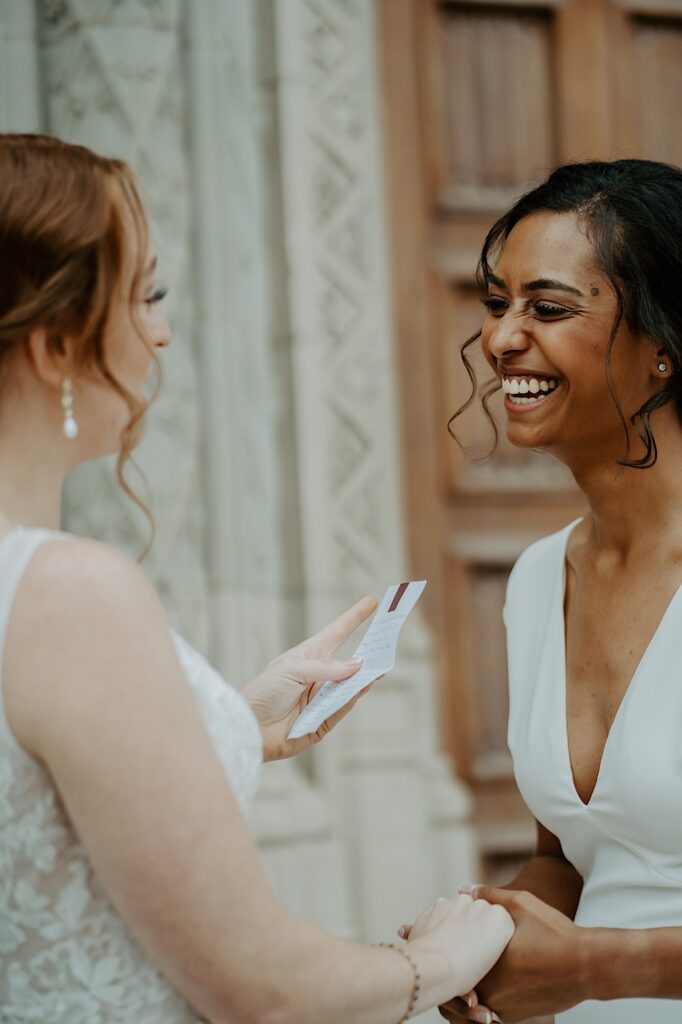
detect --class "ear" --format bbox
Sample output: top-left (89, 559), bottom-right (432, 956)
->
top-left (653, 345), bottom-right (671, 381)
top-left (25, 327), bottom-right (74, 388)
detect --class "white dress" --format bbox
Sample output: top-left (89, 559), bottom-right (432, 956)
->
top-left (505, 520), bottom-right (682, 1023)
top-left (0, 527), bottom-right (263, 1023)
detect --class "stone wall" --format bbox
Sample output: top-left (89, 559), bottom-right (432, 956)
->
top-left (0, 1), bottom-right (475, 1014)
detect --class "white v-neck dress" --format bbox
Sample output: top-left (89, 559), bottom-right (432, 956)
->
top-left (506, 521), bottom-right (682, 1023)
top-left (0, 527), bottom-right (263, 1023)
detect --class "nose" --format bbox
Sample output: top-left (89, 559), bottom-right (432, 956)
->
top-left (154, 309), bottom-right (171, 349)
top-left (486, 310), bottom-right (531, 363)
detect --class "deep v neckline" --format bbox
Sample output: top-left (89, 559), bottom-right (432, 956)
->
top-left (558, 520), bottom-right (682, 809)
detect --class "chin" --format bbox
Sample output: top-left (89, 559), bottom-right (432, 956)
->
top-left (505, 422), bottom-right (554, 450)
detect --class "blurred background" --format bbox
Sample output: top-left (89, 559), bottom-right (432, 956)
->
top-left (1, 1), bottom-right (680, 1020)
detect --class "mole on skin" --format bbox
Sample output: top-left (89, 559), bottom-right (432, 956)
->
top-left (591, 285), bottom-right (600, 296)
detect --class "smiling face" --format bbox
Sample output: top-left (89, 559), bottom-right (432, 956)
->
top-left (481, 210), bottom-right (663, 467)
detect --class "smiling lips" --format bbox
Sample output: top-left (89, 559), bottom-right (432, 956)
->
top-left (502, 374), bottom-right (562, 407)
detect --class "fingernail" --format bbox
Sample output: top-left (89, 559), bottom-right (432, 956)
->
top-left (464, 993), bottom-right (475, 1007)
top-left (468, 1012), bottom-right (484, 1024)
top-left (459, 882), bottom-right (479, 895)
top-left (397, 926), bottom-right (406, 939)
top-left (348, 658), bottom-right (362, 666)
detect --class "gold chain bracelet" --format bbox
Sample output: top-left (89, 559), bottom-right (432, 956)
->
top-left (374, 942), bottom-right (421, 1022)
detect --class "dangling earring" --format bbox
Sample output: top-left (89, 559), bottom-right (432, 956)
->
top-left (61, 378), bottom-right (78, 439)
top-left (658, 362), bottom-right (668, 374)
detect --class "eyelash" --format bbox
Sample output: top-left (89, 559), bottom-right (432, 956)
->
top-left (481, 297), bottom-right (570, 318)
top-left (144, 287), bottom-right (168, 306)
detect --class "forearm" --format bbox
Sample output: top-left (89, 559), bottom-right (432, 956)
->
top-left (585, 925), bottom-right (682, 1001)
top-left (220, 913), bottom-right (456, 1024)
top-left (503, 854), bottom-right (583, 918)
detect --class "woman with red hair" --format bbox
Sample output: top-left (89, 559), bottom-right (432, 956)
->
top-left (0, 133), bottom-right (513, 1024)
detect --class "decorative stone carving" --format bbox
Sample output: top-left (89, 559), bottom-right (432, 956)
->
top-left (40, 0), bottom-right (208, 646)
top-left (274, 0), bottom-right (477, 954)
top-left (185, 0), bottom-right (355, 935)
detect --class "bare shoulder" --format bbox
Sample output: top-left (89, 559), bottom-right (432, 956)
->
top-left (20, 535), bottom-right (160, 618)
top-left (4, 536), bottom-right (173, 758)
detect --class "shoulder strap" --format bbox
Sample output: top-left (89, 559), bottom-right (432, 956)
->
top-left (505, 518), bottom-right (580, 622)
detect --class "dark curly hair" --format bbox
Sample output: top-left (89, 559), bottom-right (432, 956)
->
top-left (450, 159), bottom-right (682, 468)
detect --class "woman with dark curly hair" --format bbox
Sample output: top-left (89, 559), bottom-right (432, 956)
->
top-left (436, 159), bottom-right (682, 1023)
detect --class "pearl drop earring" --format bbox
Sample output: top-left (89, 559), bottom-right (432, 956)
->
top-left (658, 362), bottom-right (668, 374)
top-left (61, 378), bottom-right (78, 439)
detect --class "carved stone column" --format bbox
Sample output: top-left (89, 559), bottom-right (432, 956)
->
top-left (40, 0), bottom-right (208, 646)
top-left (185, 0), bottom-right (355, 934)
top-left (274, 0), bottom-right (477, 947)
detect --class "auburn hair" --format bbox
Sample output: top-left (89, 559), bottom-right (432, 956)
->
top-left (0, 132), bottom-right (158, 538)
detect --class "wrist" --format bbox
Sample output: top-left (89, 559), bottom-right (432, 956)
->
top-left (405, 939), bottom-right (464, 1010)
top-left (581, 926), bottom-right (650, 1001)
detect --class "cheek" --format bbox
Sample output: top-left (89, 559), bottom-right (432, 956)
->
top-left (110, 329), bottom-right (153, 384)
top-left (480, 322), bottom-right (496, 365)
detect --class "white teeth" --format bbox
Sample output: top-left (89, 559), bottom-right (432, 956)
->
top-left (506, 376), bottom-right (562, 406)
top-left (509, 394), bottom-right (542, 405)
top-left (502, 374), bottom-right (561, 397)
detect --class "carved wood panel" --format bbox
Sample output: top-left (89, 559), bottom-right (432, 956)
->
top-left (629, 16), bottom-right (682, 162)
top-left (437, 5), bottom-right (555, 210)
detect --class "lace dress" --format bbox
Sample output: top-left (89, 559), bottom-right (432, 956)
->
top-left (0, 528), bottom-right (263, 1023)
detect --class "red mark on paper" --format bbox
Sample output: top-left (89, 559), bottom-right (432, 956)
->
top-left (388, 582), bottom-right (410, 613)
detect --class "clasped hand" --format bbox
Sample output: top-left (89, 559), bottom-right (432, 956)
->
top-left (437, 885), bottom-right (590, 1023)
top-left (241, 596), bottom-right (378, 761)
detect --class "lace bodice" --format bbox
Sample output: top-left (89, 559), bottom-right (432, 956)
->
top-left (0, 528), bottom-right (262, 1023)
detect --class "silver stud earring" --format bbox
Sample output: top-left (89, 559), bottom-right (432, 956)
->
top-left (61, 378), bottom-right (78, 439)
top-left (658, 362), bottom-right (668, 374)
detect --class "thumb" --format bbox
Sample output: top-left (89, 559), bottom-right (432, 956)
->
top-left (292, 657), bottom-right (363, 684)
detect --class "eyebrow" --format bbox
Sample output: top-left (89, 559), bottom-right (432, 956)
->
top-left (486, 272), bottom-right (584, 297)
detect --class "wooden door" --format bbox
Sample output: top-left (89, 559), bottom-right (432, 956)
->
top-left (380, 0), bottom-right (682, 879)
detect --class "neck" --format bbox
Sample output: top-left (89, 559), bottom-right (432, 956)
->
top-left (0, 379), bottom-right (70, 532)
top-left (0, 443), bottom-right (65, 531)
top-left (564, 413), bottom-right (682, 556)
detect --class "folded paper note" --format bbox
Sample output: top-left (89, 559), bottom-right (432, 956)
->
top-left (288, 580), bottom-right (427, 740)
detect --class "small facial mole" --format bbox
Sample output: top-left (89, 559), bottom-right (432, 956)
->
top-left (590, 285), bottom-right (600, 296)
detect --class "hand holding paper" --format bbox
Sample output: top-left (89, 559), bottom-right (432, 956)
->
top-left (241, 595), bottom-right (377, 761)
top-left (288, 580), bottom-right (426, 740)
